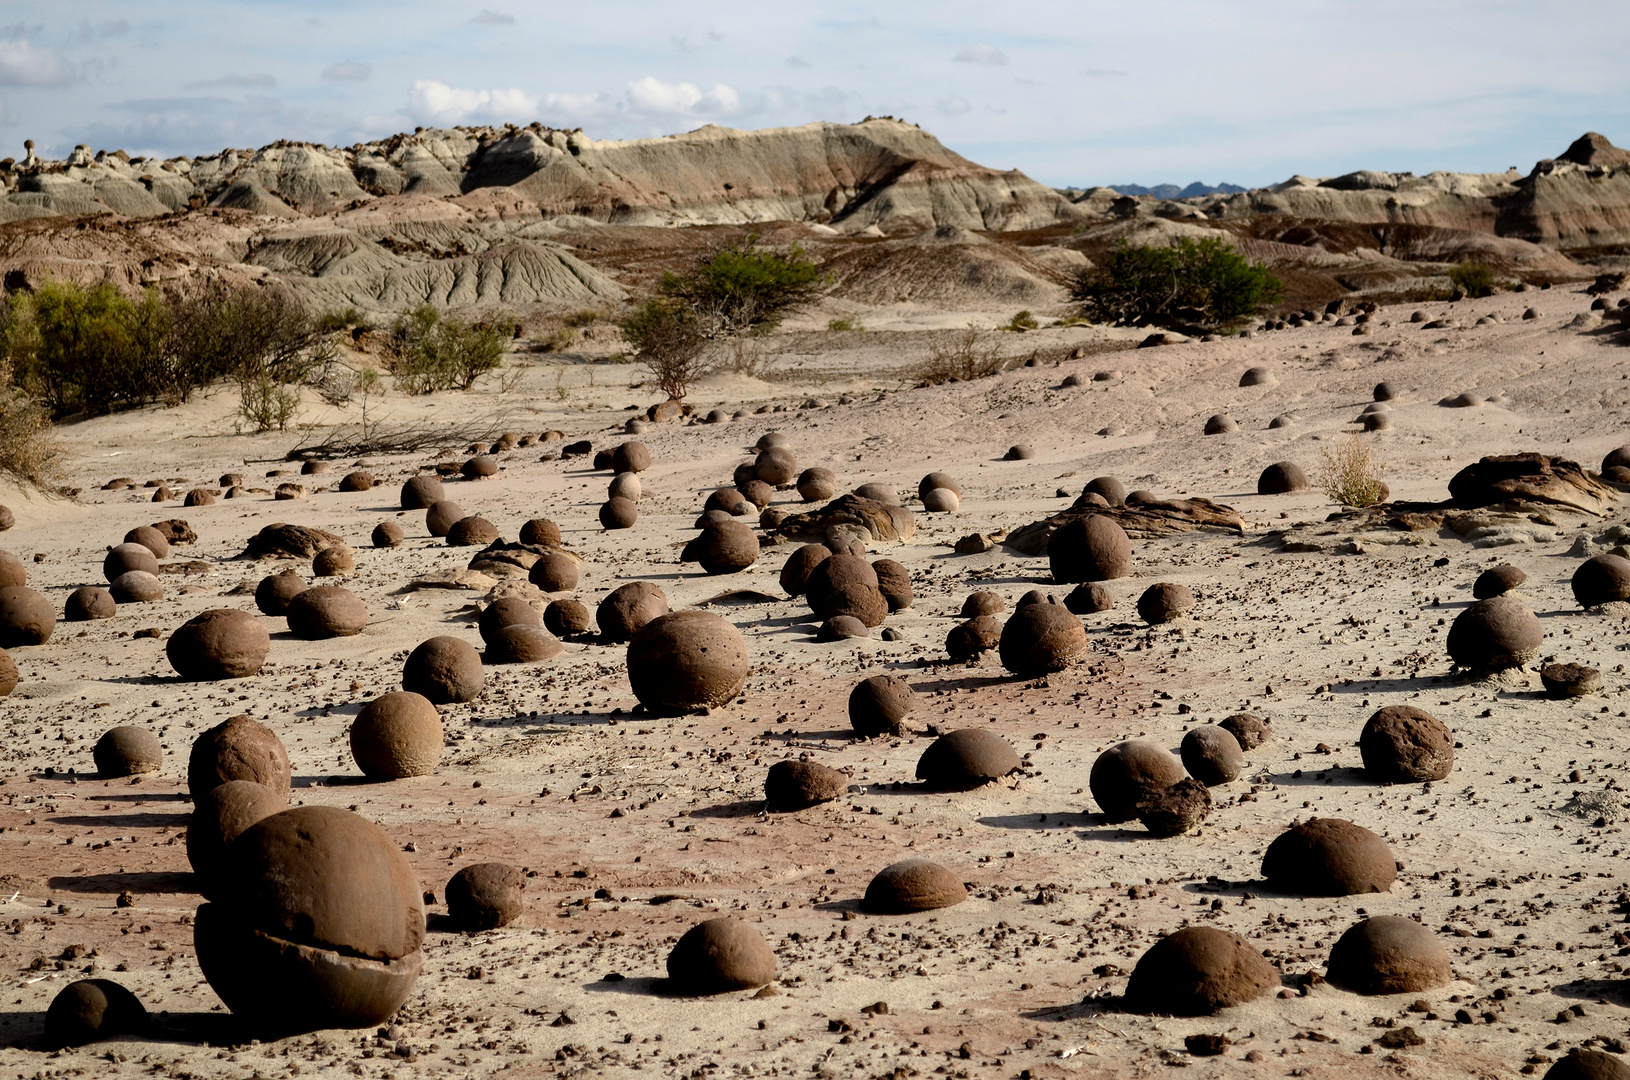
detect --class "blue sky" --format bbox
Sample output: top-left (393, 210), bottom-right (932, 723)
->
top-left (3, 1), bottom-right (1628, 188)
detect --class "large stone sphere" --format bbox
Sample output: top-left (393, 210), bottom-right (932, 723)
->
top-left (400, 474), bottom-right (445, 510)
top-left (194, 806), bottom-right (425, 1033)
top-left (1137, 582), bottom-right (1195, 624)
top-left (1084, 476), bottom-right (1127, 506)
top-left (1573, 554), bottom-right (1630, 607)
top-left (627, 610), bottom-right (749, 714)
top-left (44, 979), bottom-right (147, 1048)
top-left (402, 636), bottom-right (484, 705)
top-left (1359, 706), bottom-right (1454, 783)
top-left (764, 759), bottom-right (848, 810)
top-left (519, 518), bottom-right (562, 546)
top-left (1049, 515), bottom-right (1132, 583)
top-left (918, 472), bottom-right (962, 500)
top-left (0, 648), bottom-right (15, 696)
top-left (1326, 915), bottom-right (1451, 995)
top-left (529, 550), bottom-right (579, 593)
top-left (64, 586), bottom-right (116, 621)
top-left (611, 441), bottom-right (651, 474)
top-left (544, 599), bottom-right (592, 638)
top-left (596, 581), bottom-right (668, 642)
top-left (1545, 1052), bottom-right (1630, 1080)
top-left (187, 780), bottom-right (287, 897)
top-left (0, 585), bottom-right (55, 646)
top-left (1261, 818), bottom-right (1396, 896)
top-left (1180, 726), bottom-right (1243, 786)
top-left (110, 570), bottom-right (163, 603)
top-left (485, 625), bottom-right (563, 664)
top-left (285, 586), bottom-right (368, 639)
top-left (797, 467), bottom-right (837, 502)
top-left (371, 522), bottom-right (404, 548)
top-left (999, 602), bottom-right (1088, 675)
top-left (945, 615), bottom-right (1001, 662)
top-left (123, 525), bottom-right (171, 559)
top-left (609, 471), bottom-right (642, 502)
top-left (478, 597), bottom-right (540, 643)
top-left (1064, 582), bottom-right (1113, 614)
top-left (424, 500), bottom-right (463, 538)
top-left (863, 859), bottom-right (965, 914)
top-left (849, 674), bottom-right (916, 737)
top-left (0, 549), bottom-right (24, 588)
top-left (103, 542), bottom-right (159, 582)
top-left (1446, 595), bottom-right (1542, 671)
top-left (255, 571), bottom-right (306, 616)
top-left (779, 544), bottom-right (831, 597)
top-left (187, 715), bottom-right (291, 799)
top-left (350, 692), bottom-right (443, 779)
top-left (93, 726), bottom-right (162, 778)
top-left (806, 554), bottom-right (887, 627)
top-left (1090, 741), bottom-right (1185, 823)
top-left (915, 729), bottom-right (1020, 790)
top-left (755, 446), bottom-right (798, 486)
top-left (696, 519), bottom-right (760, 574)
top-left (1257, 462), bottom-right (1310, 494)
top-left (1124, 927), bottom-right (1277, 1016)
top-left (665, 918), bottom-right (775, 995)
top-left (1474, 563), bottom-right (1526, 599)
top-left (446, 516), bottom-right (499, 547)
top-left (167, 609), bottom-right (270, 680)
top-left (599, 497), bottom-right (638, 529)
top-left (461, 454), bottom-right (497, 479)
top-left (871, 559), bottom-right (912, 612)
top-left (445, 863), bottom-right (525, 930)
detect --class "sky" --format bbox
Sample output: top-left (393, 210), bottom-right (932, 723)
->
top-left (2, 1), bottom-right (1628, 189)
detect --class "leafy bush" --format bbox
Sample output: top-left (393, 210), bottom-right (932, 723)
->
top-left (1319, 434), bottom-right (1387, 507)
top-left (1072, 236), bottom-right (1282, 331)
top-left (660, 237), bottom-right (824, 338)
top-left (561, 308), bottom-right (606, 328)
top-left (238, 375), bottom-right (301, 433)
top-left (911, 329), bottom-right (1009, 386)
top-left (827, 317), bottom-right (864, 332)
top-left (169, 280), bottom-right (321, 404)
top-left (619, 299), bottom-right (710, 400)
top-left (10, 280), bottom-right (170, 416)
top-left (1447, 262), bottom-right (1496, 298)
top-left (384, 305), bottom-right (514, 394)
top-left (1005, 310), bottom-right (1039, 332)
top-left (317, 307), bottom-right (372, 333)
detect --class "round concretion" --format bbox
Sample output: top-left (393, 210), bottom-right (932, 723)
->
top-left (1545, 1052), bottom-right (1630, 1080)
top-left (286, 586), bottom-right (368, 639)
top-left (0, 648), bottom-right (18, 696)
top-left (1239, 366), bottom-right (1275, 387)
top-left (600, 497), bottom-right (638, 530)
top-left (1180, 726), bottom-right (1243, 786)
top-left (1360, 706), bottom-right (1454, 782)
top-left (807, 555), bottom-right (887, 627)
top-left (918, 472), bottom-right (962, 500)
top-left (609, 472), bottom-right (643, 502)
top-left (0, 550), bottom-right (23, 588)
top-left (402, 637), bottom-right (484, 704)
top-left (1220, 713), bottom-right (1271, 750)
top-left (1258, 462), bottom-right (1310, 495)
top-left (817, 615), bottom-right (868, 641)
top-left (65, 586), bottom-right (116, 621)
top-left (849, 674), bottom-right (915, 737)
top-left (853, 482), bottom-right (898, 505)
top-left (461, 455), bottom-right (497, 479)
top-left (124, 525), bottom-right (170, 559)
top-left (187, 780), bottom-right (287, 896)
top-left (255, 571), bottom-right (306, 616)
top-left (424, 501), bottom-right (463, 537)
top-left (1327, 915), bottom-right (1451, 995)
top-left (915, 729), bottom-right (1021, 790)
top-left (1137, 582), bottom-right (1195, 624)
top-left (696, 520), bottom-right (759, 574)
top-left (1573, 554), bottom-right (1630, 607)
top-left (486, 624), bottom-right (563, 664)
top-left (1474, 563), bottom-right (1526, 599)
top-left (611, 442), bottom-right (651, 474)
top-left (1203, 414), bottom-right (1238, 435)
top-left (0, 586), bottom-right (56, 646)
top-left (999, 602), bottom-right (1088, 675)
top-left (528, 550), bottom-right (579, 593)
top-left (110, 571), bottom-right (162, 603)
top-left (338, 471), bottom-right (374, 492)
top-left (755, 446), bottom-right (798, 486)
top-left (765, 759), bottom-right (848, 810)
top-left (1084, 477), bottom-right (1128, 506)
top-left (797, 468), bottom-right (837, 502)
top-left (350, 692), bottom-right (442, 779)
top-left (736, 479), bottom-right (773, 508)
top-left (519, 518), bottom-right (562, 545)
top-left (665, 918), bottom-right (775, 995)
top-left (1447, 595), bottom-right (1543, 670)
top-left (44, 979), bottom-right (147, 1048)
top-left (312, 546), bottom-right (354, 576)
top-left (104, 543), bottom-right (159, 582)
top-left (627, 610), bottom-right (749, 714)
top-left (544, 599), bottom-right (592, 638)
top-left (1137, 776), bottom-right (1213, 837)
top-left (872, 559), bottom-right (912, 611)
top-left (446, 516), bottom-right (499, 547)
top-left (1049, 515), bottom-right (1132, 583)
top-left (946, 615), bottom-right (1001, 661)
top-left (1090, 741), bottom-right (1185, 823)
top-left (445, 863), bottom-right (525, 930)
top-left (371, 522), bottom-right (404, 548)
top-left (864, 859), bottom-right (965, 914)
top-left (94, 726), bottom-right (162, 778)
top-left (1065, 582), bottom-right (1113, 614)
top-left (187, 715), bottom-right (290, 799)
top-left (478, 597), bottom-right (540, 643)
top-left (921, 487), bottom-right (960, 512)
top-left (961, 591), bottom-right (1004, 618)
top-left (1124, 927), bottom-right (1277, 1016)
top-left (779, 544), bottom-right (831, 597)
top-left (1261, 818), bottom-right (1396, 896)
top-left (597, 581), bottom-right (668, 642)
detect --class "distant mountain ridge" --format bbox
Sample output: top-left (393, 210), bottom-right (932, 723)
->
top-left (1106, 181), bottom-right (1247, 199)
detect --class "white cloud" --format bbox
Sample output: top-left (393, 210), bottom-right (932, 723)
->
top-left (625, 76), bottom-right (741, 118)
top-left (0, 37), bottom-right (76, 87)
top-left (409, 80), bottom-right (539, 125)
top-left (953, 44), bottom-right (1007, 66)
top-left (323, 61), bottom-right (373, 82)
top-left (936, 95), bottom-right (970, 115)
top-left (470, 10), bottom-right (514, 25)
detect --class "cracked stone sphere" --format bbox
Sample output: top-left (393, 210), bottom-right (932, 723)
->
top-left (626, 610), bottom-right (749, 714)
top-left (1090, 741), bottom-right (1186, 823)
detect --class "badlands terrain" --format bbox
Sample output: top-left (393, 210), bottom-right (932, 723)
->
top-left (1, 120), bottom-right (1630, 1080)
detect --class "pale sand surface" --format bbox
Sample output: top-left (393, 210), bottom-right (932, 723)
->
top-left (1, 286), bottom-right (1629, 1079)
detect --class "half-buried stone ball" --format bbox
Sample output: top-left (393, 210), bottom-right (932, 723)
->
top-left (797, 468), bottom-right (837, 502)
top-left (187, 715), bottom-right (291, 799)
top-left (1220, 713), bottom-right (1271, 750)
top-left (0, 585), bottom-right (55, 646)
top-left (600, 497), bottom-right (638, 530)
top-left (806, 554), bottom-right (888, 627)
top-left (817, 615), bottom-right (868, 641)
top-left (478, 597), bottom-right (539, 643)
top-left (256, 571), bottom-right (306, 616)
top-left (1545, 1051), bottom-right (1630, 1080)
top-left (350, 692), bottom-right (442, 780)
top-left (1239, 366), bottom-right (1276, 387)
top-left (312, 545), bottom-right (354, 576)
top-left (1049, 515), bottom-right (1132, 583)
top-left (999, 602), bottom-right (1087, 675)
top-left (528, 550), bottom-right (579, 594)
top-left (1446, 595), bottom-right (1543, 671)
top-left (446, 516), bottom-right (500, 547)
top-left (194, 805), bottom-right (424, 1032)
top-left (918, 472), bottom-right (962, 501)
top-left (445, 864), bottom-right (525, 931)
top-left (1180, 726), bottom-right (1243, 786)
top-left (1090, 741), bottom-right (1185, 823)
top-left (736, 479), bottom-right (773, 509)
top-left (371, 522), bottom-right (404, 549)
top-left (0, 549), bottom-right (24, 587)
top-left (1203, 414), bottom-right (1238, 435)
top-left (110, 571), bottom-right (162, 604)
top-left (402, 636), bottom-right (484, 705)
top-left (946, 615), bottom-right (1001, 662)
top-left (1474, 563), bottom-right (1526, 599)
top-left (1603, 447), bottom-right (1630, 474)
top-left (666, 918), bottom-right (775, 995)
top-left (44, 979), bottom-right (147, 1048)
top-left (597, 581), bottom-right (668, 642)
top-left (961, 591), bottom-right (1003, 618)
top-left (1065, 582), bottom-right (1113, 614)
top-left (755, 446), bottom-right (798, 486)
top-left (779, 544), bottom-right (831, 597)
top-left (187, 780), bottom-right (287, 897)
top-left (627, 610), bottom-right (748, 714)
top-left (519, 518), bottom-right (561, 545)
top-left (849, 674), bottom-right (916, 737)
top-left (1136, 777), bottom-right (1212, 837)
top-left (696, 519), bottom-right (759, 574)
top-left (461, 454), bottom-right (498, 480)
top-left (921, 487), bottom-right (960, 512)
top-left (338, 471), bottom-right (374, 492)
top-left (852, 482), bottom-right (898, 504)
top-left (1124, 927), bottom-right (1277, 1016)
top-left (705, 487), bottom-right (753, 516)
top-left (94, 726), bottom-right (162, 778)
top-left (286, 585), bottom-right (368, 639)
top-left (1137, 583), bottom-right (1194, 624)
top-left (863, 859), bottom-right (965, 914)
top-left (1326, 916), bottom-right (1451, 995)
top-left (1084, 476), bottom-right (1128, 506)
top-left (486, 625), bottom-right (562, 664)
top-left (1572, 554), bottom-right (1630, 608)
top-left (872, 559), bottom-right (912, 612)
top-left (104, 542), bottom-right (159, 582)
top-left (544, 599), bottom-right (592, 638)
top-left (124, 525), bottom-right (170, 560)
top-left (424, 500), bottom-right (463, 538)
top-left (1360, 706), bottom-right (1454, 782)
top-left (765, 759), bottom-right (848, 810)
top-left (400, 475), bottom-right (444, 510)
top-left (65, 586), bottom-right (116, 621)
top-left (1261, 818), bottom-right (1396, 896)
top-left (1257, 461), bottom-right (1309, 495)
top-left (1541, 662), bottom-right (1602, 698)
top-left (915, 729), bottom-right (1020, 790)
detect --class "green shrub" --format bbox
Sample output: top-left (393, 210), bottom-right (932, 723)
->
top-left (661, 237), bottom-right (824, 338)
top-left (1072, 236), bottom-right (1281, 331)
top-left (1005, 310), bottom-right (1039, 332)
top-left (238, 375), bottom-right (301, 433)
top-left (11, 280), bottom-right (170, 416)
top-left (317, 307), bottom-right (372, 333)
top-left (1447, 262), bottom-right (1496, 298)
top-left (168, 280), bottom-right (320, 403)
top-left (0, 387), bottom-right (64, 488)
top-left (385, 305), bottom-right (514, 394)
top-left (911, 328), bottom-right (1008, 385)
top-left (619, 299), bottom-right (710, 400)
top-left (827, 317), bottom-right (864, 332)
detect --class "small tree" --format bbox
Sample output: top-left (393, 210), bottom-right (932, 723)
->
top-left (1447, 262), bottom-right (1495, 298)
top-left (620, 298), bottom-right (710, 400)
top-left (16, 280), bottom-right (170, 416)
top-left (384, 305), bottom-right (513, 394)
top-left (168, 280), bottom-right (320, 404)
top-left (1072, 236), bottom-right (1281, 331)
top-left (660, 237), bottom-right (824, 339)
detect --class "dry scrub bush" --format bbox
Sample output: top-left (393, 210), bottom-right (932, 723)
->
top-left (620, 299), bottom-right (711, 400)
top-left (1319, 434), bottom-right (1387, 507)
top-left (0, 388), bottom-right (64, 489)
top-left (911, 328), bottom-right (1009, 386)
top-left (385, 305), bottom-right (514, 394)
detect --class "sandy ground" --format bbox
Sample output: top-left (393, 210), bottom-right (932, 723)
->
top-left (2, 287), bottom-right (1630, 1079)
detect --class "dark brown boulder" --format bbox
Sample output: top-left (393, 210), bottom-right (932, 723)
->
top-left (1090, 741), bottom-right (1185, 823)
top-left (65, 586), bottom-right (116, 621)
top-left (0, 586), bottom-right (55, 647)
top-left (312, 545), bottom-right (354, 576)
top-left (1326, 916), bottom-right (1450, 995)
top-left (946, 615), bottom-right (1001, 661)
top-left (187, 715), bottom-right (290, 799)
top-left (596, 581), bottom-right (668, 642)
top-left (1573, 554), bottom-right (1630, 607)
top-left (737, 479), bottom-right (773, 508)
top-left (1541, 662), bottom-right (1603, 697)
top-left (285, 585), bottom-right (368, 639)
top-left (1084, 476), bottom-right (1127, 506)
top-left (544, 598), bottom-right (593, 638)
top-left (797, 467), bottom-right (837, 502)
top-left (704, 486), bottom-right (753, 516)
top-left (401, 475), bottom-right (444, 510)
top-left (816, 615), bottom-right (868, 640)
top-left (350, 692), bottom-right (442, 779)
top-left (1136, 776), bottom-right (1212, 837)
top-left (167, 609), bottom-right (270, 680)
top-left (461, 455), bottom-right (498, 479)
top-left (863, 859), bottom-right (965, 914)
top-left (627, 610), bottom-right (748, 713)
top-left (961, 590), bottom-right (1004, 618)
top-left (1257, 462), bottom-right (1309, 495)
top-left (998, 602), bottom-right (1087, 675)
top-left (695, 519), bottom-right (759, 574)
top-left (806, 554), bottom-right (887, 627)
top-left (755, 446), bottom-right (798, 486)
top-left (915, 729), bottom-right (1020, 790)
top-left (1137, 582), bottom-right (1195, 624)
top-left (0, 648), bottom-right (15, 696)
top-left (1124, 927), bottom-right (1277, 1016)
top-left (478, 597), bottom-right (540, 643)
top-left (1473, 563), bottom-right (1526, 599)
top-left (104, 542), bottom-right (159, 582)
top-left (243, 522), bottom-right (345, 560)
top-left (371, 522), bottom-right (404, 548)
top-left (764, 759), bottom-right (848, 810)
top-left (109, 570), bottom-right (163, 603)
top-left (446, 516), bottom-right (500, 547)
top-left (123, 524), bottom-right (171, 559)
top-left (187, 780), bottom-right (287, 896)
top-left (255, 571), bottom-right (306, 616)
top-left (1203, 414), bottom-right (1237, 435)
top-left (1180, 726), bottom-right (1243, 786)
top-left (44, 980), bottom-right (147, 1048)
top-left (665, 918), bottom-right (775, 995)
top-left (402, 637), bottom-right (484, 704)
top-left (1360, 706), bottom-right (1454, 782)
top-left (1064, 582), bottom-right (1113, 614)
top-left (848, 674), bottom-right (916, 737)
top-left (779, 544), bottom-right (831, 597)
top-left (1219, 713), bottom-right (1271, 750)
top-left (338, 471), bottom-right (374, 492)
top-left (0, 549), bottom-right (24, 588)
top-left (445, 863), bottom-right (525, 930)
top-left (600, 497), bottom-right (638, 530)
top-left (611, 442), bottom-right (651, 474)
top-left (1261, 818), bottom-right (1396, 896)
top-left (1049, 515), bottom-right (1132, 583)
top-left (1544, 1051), bottom-right (1630, 1080)
top-left (871, 558), bottom-right (912, 611)
top-left (1446, 595), bottom-right (1542, 670)
top-left (94, 726), bottom-right (162, 778)
top-left (486, 624), bottom-right (563, 664)
top-left (527, 550), bottom-right (579, 593)
top-left (424, 500), bottom-right (463, 538)
top-left (519, 518), bottom-right (562, 546)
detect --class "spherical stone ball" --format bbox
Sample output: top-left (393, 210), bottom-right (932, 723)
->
top-left (852, 482), bottom-right (898, 505)
top-left (1015, 589), bottom-right (1055, 610)
top-left (1239, 366), bottom-right (1276, 387)
top-left (863, 859), bottom-right (965, 914)
top-left (110, 570), bottom-right (163, 604)
top-left (611, 441), bottom-right (651, 474)
top-left (737, 479), bottom-right (774, 509)
top-left (599, 497), bottom-right (638, 530)
top-left (1180, 726), bottom-right (1244, 786)
top-left (0, 549), bottom-right (25, 588)
top-left (806, 554), bottom-right (887, 626)
top-left (592, 449), bottom-right (615, 471)
top-left (350, 692), bottom-right (442, 780)
top-left (1602, 447), bottom-right (1630, 474)
top-left (609, 472), bottom-right (643, 503)
top-left (1090, 741), bottom-right (1186, 823)
top-left (286, 585), bottom-right (368, 639)
top-left (756, 432), bottom-right (788, 451)
top-left (755, 446), bottom-right (798, 486)
top-left (255, 571), bottom-right (307, 616)
top-left (1084, 476), bottom-right (1128, 506)
top-left (65, 586), bottom-right (116, 622)
top-left (665, 918), bottom-right (775, 995)
top-left (921, 487), bottom-right (960, 512)
top-left (1124, 927), bottom-right (1277, 1016)
top-left (520, 518), bottom-right (563, 546)
top-left (945, 615), bottom-right (1001, 662)
top-left (1359, 706), bottom-right (1454, 783)
top-left (94, 726), bottom-right (162, 778)
top-left (1261, 817), bottom-right (1396, 896)
top-left (1049, 515), bottom-right (1132, 583)
top-left (703, 487), bottom-right (750, 517)
top-left (816, 615), bottom-right (868, 641)
top-left (424, 500), bottom-right (463, 538)
top-left (1474, 563), bottom-right (1526, 599)
top-left (0, 507), bottom-right (11, 531)
top-left (1573, 554), bottom-right (1630, 607)
top-left (849, 674), bottom-right (916, 738)
top-left (779, 544), bottom-right (831, 597)
top-left (915, 729), bottom-right (1021, 790)
top-left (1374, 381), bottom-right (1397, 402)
top-left (44, 979), bottom-right (147, 1048)
top-left (528, 550), bottom-right (579, 593)
top-left (871, 559), bottom-right (912, 612)
top-left (953, 593), bottom-right (1001, 622)
top-left (696, 520), bottom-right (760, 574)
top-left (461, 455), bottom-right (498, 480)
top-left (445, 863), bottom-right (525, 931)
top-left (998, 602), bottom-right (1088, 676)
top-left (544, 599), bottom-right (593, 638)
top-left (1065, 582), bottom-right (1113, 615)
top-left (1446, 595), bottom-right (1543, 671)
top-left (918, 472), bottom-right (962, 501)
top-left (486, 624), bottom-right (563, 664)
top-left (479, 597), bottom-right (540, 644)
top-left (372, 522), bottom-right (404, 548)
top-left (184, 488), bottom-right (216, 506)
top-left (596, 581), bottom-right (668, 642)
top-left (1326, 916), bottom-right (1451, 995)
top-left (1203, 414), bottom-right (1237, 435)
top-left (187, 715), bottom-right (291, 799)
top-left (1257, 462), bottom-right (1309, 495)
top-left (402, 636), bottom-right (484, 705)
top-left (1136, 776), bottom-right (1212, 837)
top-left (123, 525), bottom-right (170, 559)
top-left (104, 542), bottom-right (160, 582)
top-left (1361, 412), bottom-right (1391, 432)
top-left (167, 609), bottom-right (270, 681)
top-left (187, 780), bottom-right (287, 895)
top-left (765, 759), bottom-right (848, 810)
top-left (627, 610), bottom-right (749, 714)
top-left (1126, 489), bottom-right (1159, 505)
top-left (0, 648), bottom-right (15, 696)
top-left (312, 545), bottom-right (354, 576)
top-left (1545, 1051), bottom-right (1630, 1080)
top-left (300, 460), bottom-right (332, 476)
top-left (1220, 713), bottom-right (1271, 750)
top-left (797, 468), bottom-right (837, 502)
top-left (1137, 582), bottom-right (1195, 624)
top-left (338, 471), bottom-right (374, 492)
top-left (446, 516), bottom-right (500, 547)
top-left (0, 585), bottom-right (56, 646)
top-left (194, 805), bottom-right (425, 1032)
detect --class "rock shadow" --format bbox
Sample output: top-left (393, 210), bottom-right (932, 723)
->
top-left (47, 870), bottom-right (196, 895)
